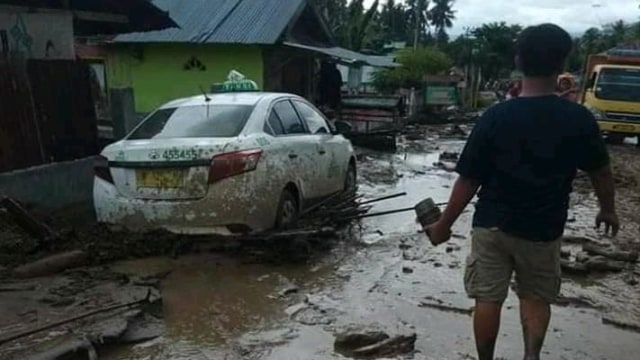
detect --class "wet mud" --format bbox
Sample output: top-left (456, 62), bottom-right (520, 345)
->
top-left (1, 125), bottom-right (639, 359)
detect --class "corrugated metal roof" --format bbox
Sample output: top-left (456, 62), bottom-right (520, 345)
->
top-left (0, 0), bottom-right (178, 34)
top-left (115, 0), bottom-right (305, 44)
top-left (284, 42), bottom-right (397, 68)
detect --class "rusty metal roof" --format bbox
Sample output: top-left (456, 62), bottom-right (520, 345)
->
top-left (0, 0), bottom-right (178, 34)
top-left (115, 0), bottom-right (306, 45)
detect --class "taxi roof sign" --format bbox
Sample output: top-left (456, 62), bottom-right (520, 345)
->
top-left (211, 70), bottom-right (259, 93)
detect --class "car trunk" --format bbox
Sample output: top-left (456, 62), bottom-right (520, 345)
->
top-left (105, 139), bottom-right (232, 200)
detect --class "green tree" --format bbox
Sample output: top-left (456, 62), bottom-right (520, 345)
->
top-left (429, 0), bottom-right (455, 46)
top-left (406, 0), bottom-right (431, 47)
top-left (372, 47), bottom-right (450, 92)
top-left (313, 0), bottom-right (348, 39)
top-left (380, 0), bottom-right (407, 43)
top-left (345, 0), bottom-right (380, 51)
top-left (603, 20), bottom-right (627, 48)
top-left (313, 0), bottom-right (380, 51)
top-left (472, 22), bottom-right (522, 80)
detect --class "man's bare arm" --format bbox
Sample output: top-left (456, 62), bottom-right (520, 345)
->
top-left (440, 176), bottom-right (481, 228)
top-left (588, 165), bottom-right (619, 235)
top-left (589, 165), bottom-right (615, 213)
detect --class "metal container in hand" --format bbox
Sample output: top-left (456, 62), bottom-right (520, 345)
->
top-left (415, 198), bottom-right (442, 228)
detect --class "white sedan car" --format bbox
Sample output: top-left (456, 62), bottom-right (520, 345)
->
top-left (94, 92), bottom-right (356, 234)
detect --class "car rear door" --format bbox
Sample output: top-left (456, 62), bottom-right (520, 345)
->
top-left (292, 100), bottom-right (348, 195)
top-left (269, 100), bottom-right (324, 201)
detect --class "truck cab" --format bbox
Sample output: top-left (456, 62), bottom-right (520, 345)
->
top-left (581, 49), bottom-right (640, 142)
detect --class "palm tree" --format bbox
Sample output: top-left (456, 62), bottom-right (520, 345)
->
top-left (346, 0), bottom-right (380, 51)
top-left (429, 0), bottom-right (455, 46)
top-left (406, 0), bottom-right (430, 48)
top-left (581, 27), bottom-right (604, 55)
top-left (605, 20), bottom-right (627, 47)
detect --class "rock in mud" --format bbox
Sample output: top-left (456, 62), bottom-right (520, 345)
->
top-left (624, 273), bottom-right (639, 286)
top-left (334, 325), bottom-right (416, 359)
top-left (119, 312), bottom-right (164, 343)
top-left (402, 266), bottom-right (414, 274)
top-left (585, 256), bottom-right (626, 272)
top-left (560, 248), bottom-right (571, 259)
top-left (278, 286), bottom-right (299, 298)
top-left (439, 152), bottom-right (459, 161)
top-left (21, 335), bottom-right (97, 360)
top-left (435, 161), bottom-right (456, 172)
top-left (13, 250), bottom-right (87, 278)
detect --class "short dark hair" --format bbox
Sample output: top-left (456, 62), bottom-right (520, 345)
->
top-left (516, 24), bottom-right (573, 77)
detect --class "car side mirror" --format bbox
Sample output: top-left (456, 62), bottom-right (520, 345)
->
top-left (333, 121), bottom-right (352, 135)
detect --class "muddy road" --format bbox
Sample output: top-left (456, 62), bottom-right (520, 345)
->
top-left (1, 126), bottom-right (639, 359)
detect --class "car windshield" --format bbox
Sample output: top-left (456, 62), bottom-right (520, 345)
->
top-left (595, 68), bottom-right (640, 102)
top-left (128, 104), bottom-right (254, 140)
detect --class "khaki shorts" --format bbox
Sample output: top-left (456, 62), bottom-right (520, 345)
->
top-left (464, 227), bottom-right (561, 303)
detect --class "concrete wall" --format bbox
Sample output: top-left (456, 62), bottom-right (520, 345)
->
top-left (107, 43), bottom-right (264, 113)
top-left (0, 156), bottom-right (97, 210)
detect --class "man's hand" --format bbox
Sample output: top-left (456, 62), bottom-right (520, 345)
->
top-left (596, 211), bottom-right (620, 237)
top-left (425, 220), bottom-right (452, 246)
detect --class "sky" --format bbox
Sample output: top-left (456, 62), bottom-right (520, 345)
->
top-left (363, 0), bottom-right (640, 37)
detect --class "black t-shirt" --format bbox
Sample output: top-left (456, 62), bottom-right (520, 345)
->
top-left (456, 95), bottom-right (610, 242)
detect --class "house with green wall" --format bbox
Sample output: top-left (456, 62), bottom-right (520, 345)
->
top-left (106, 0), bottom-right (347, 137)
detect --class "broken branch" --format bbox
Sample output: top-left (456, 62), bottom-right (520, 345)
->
top-left (0, 290), bottom-right (152, 346)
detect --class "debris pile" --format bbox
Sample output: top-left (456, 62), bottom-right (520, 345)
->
top-left (560, 236), bottom-right (638, 276)
top-left (334, 325), bottom-right (417, 359)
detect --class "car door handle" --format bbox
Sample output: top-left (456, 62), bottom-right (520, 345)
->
top-left (318, 149), bottom-right (326, 155)
top-left (288, 153), bottom-right (298, 159)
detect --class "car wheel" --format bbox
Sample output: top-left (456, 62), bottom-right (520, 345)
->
top-left (276, 190), bottom-right (298, 229)
top-left (344, 163), bottom-right (357, 194)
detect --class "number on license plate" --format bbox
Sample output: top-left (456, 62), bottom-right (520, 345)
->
top-left (136, 169), bottom-right (185, 189)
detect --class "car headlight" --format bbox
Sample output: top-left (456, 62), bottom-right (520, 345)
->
top-left (586, 106), bottom-right (604, 120)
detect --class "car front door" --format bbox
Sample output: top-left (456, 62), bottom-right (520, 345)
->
top-left (292, 100), bottom-right (349, 195)
top-left (270, 100), bottom-right (324, 202)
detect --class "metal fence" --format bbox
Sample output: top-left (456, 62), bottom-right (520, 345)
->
top-left (0, 56), bottom-right (98, 172)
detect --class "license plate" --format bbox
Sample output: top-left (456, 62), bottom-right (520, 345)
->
top-left (612, 124), bottom-right (636, 132)
top-left (136, 169), bottom-right (185, 189)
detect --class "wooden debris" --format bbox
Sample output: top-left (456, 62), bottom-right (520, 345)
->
top-left (562, 235), bottom-right (600, 245)
top-left (0, 290), bottom-right (152, 346)
top-left (352, 333), bottom-right (417, 357)
top-left (583, 243), bottom-right (639, 263)
top-left (358, 192), bottom-right (407, 205)
top-left (560, 259), bottom-right (589, 275)
top-left (585, 256), bottom-right (626, 272)
top-left (0, 284), bottom-right (36, 292)
top-left (1, 197), bottom-right (56, 243)
top-left (602, 314), bottom-right (640, 333)
top-left (13, 250), bottom-right (88, 279)
top-left (418, 301), bottom-right (474, 316)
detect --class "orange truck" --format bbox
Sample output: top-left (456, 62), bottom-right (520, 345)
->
top-left (580, 49), bottom-right (640, 143)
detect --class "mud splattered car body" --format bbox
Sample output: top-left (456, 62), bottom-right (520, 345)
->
top-left (94, 92), bottom-right (356, 234)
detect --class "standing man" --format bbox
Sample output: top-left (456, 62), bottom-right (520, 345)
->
top-left (425, 24), bottom-right (619, 360)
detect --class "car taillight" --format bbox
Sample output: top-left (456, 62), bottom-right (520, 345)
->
top-left (209, 149), bottom-right (262, 183)
top-left (94, 155), bottom-right (114, 184)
